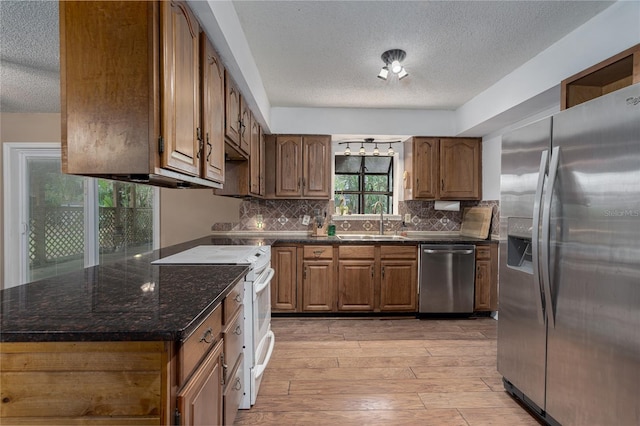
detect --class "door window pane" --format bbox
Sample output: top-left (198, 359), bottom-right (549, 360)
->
top-left (98, 180), bottom-right (154, 263)
top-left (27, 157), bottom-right (85, 282)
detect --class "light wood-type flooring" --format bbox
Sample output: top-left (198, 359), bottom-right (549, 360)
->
top-left (235, 317), bottom-right (541, 426)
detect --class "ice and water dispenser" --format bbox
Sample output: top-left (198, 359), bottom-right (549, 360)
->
top-left (506, 217), bottom-right (534, 274)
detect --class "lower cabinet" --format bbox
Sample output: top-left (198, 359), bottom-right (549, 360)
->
top-left (177, 339), bottom-right (224, 426)
top-left (474, 244), bottom-right (498, 311)
top-left (302, 245), bottom-right (335, 311)
top-left (271, 246), bottom-right (298, 312)
top-left (337, 246), bottom-right (375, 311)
top-left (379, 246), bottom-right (418, 312)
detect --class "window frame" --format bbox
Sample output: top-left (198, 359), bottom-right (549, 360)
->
top-left (334, 155), bottom-right (394, 214)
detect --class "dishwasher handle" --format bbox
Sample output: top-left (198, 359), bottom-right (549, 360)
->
top-left (422, 248), bottom-right (474, 255)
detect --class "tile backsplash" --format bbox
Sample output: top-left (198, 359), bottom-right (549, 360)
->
top-left (213, 199), bottom-right (500, 237)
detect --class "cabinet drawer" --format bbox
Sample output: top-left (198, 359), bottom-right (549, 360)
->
top-left (303, 245), bottom-right (333, 259)
top-left (338, 245), bottom-right (374, 259)
top-left (223, 353), bottom-right (244, 426)
top-left (224, 280), bottom-right (244, 325)
top-left (223, 305), bottom-right (244, 382)
top-left (179, 305), bottom-right (222, 386)
top-left (380, 245), bottom-right (417, 259)
top-left (476, 245), bottom-right (491, 260)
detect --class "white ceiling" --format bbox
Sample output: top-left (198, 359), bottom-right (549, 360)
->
top-left (0, 0), bottom-right (615, 115)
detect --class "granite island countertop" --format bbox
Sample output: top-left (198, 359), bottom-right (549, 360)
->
top-left (0, 248), bottom-right (248, 343)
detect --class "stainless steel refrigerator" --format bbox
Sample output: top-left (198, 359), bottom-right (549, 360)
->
top-left (498, 83), bottom-right (640, 426)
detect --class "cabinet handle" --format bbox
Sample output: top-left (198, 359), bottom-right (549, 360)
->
top-left (196, 127), bottom-right (203, 159)
top-left (382, 266), bottom-right (385, 279)
top-left (206, 133), bottom-right (212, 162)
top-left (302, 177), bottom-right (306, 188)
top-left (298, 177), bottom-right (301, 189)
top-left (233, 377), bottom-right (242, 391)
top-left (233, 325), bottom-right (242, 335)
top-left (221, 353), bottom-right (228, 386)
top-left (313, 249), bottom-right (324, 257)
top-left (304, 267), bottom-right (307, 280)
top-left (234, 293), bottom-right (243, 303)
top-left (441, 179), bottom-right (445, 191)
top-left (199, 327), bottom-right (215, 344)
top-left (371, 266), bottom-right (374, 278)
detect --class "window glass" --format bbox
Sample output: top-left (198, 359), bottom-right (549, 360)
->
top-left (334, 155), bottom-right (393, 214)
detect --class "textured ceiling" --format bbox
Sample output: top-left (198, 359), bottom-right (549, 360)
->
top-left (0, 0), bottom-right (614, 114)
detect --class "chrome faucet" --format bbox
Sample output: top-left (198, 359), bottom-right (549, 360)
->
top-left (373, 201), bottom-right (384, 235)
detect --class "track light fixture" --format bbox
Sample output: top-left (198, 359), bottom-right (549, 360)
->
top-left (378, 49), bottom-right (408, 81)
top-left (338, 138), bottom-right (401, 156)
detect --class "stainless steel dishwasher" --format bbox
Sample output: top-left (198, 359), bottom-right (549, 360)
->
top-left (419, 244), bottom-right (476, 314)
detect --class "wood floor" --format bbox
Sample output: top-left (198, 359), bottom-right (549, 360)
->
top-left (235, 317), bottom-right (541, 425)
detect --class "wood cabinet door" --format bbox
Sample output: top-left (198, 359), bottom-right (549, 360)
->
top-left (259, 127), bottom-right (266, 195)
top-left (224, 71), bottom-right (241, 147)
top-left (379, 260), bottom-right (418, 311)
top-left (439, 138), bottom-right (481, 199)
top-left (302, 260), bottom-right (334, 311)
top-left (275, 135), bottom-right (303, 197)
top-left (200, 35), bottom-right (225, 184)
top-left (177, 339), bottom-right (224, 426)
top-left (302, 136), bottom-right (331, 198)
top-left (338, 260), bottom-right (375, 311)
top-left (249, 115), bottom-right (262, 196)
top-left (161, 1), bottom-right (201, 177)
top-left (413, 138), bottom-right (439, 199)
top-left (239, 97), bottom-right (251, 156)
top-left (272, 247), bottom-right (297, 312)
top-left (474, 259), bottom-right (492, 311)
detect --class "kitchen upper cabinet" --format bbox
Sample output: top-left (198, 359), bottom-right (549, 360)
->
top-left (249, 114), bottom-right (265, 196)
top-left (474, 244), bottom-right (498, 312)
top-left (60, 1), bottom-right (221, 189)
top-left (302, 246), bottom-right (335, 312)
top-left (337, 246), bottom-right (375, 311)
top-left (404, 137), bottom-right (482, 200)
top-left (240, 98), bottom-right (251, 156)
top-left (224, 71), bottom-right (245, 158)
top-left (379, 246), bottom-right (418, 312)
top-left (272, 246), bottom-right (298, 312)
top-left (200, 34), bottom-right (225, 184)
top-left (161, 1), bottom-right (201, 177)
top-left (266, 135), bottom-right (331, 199)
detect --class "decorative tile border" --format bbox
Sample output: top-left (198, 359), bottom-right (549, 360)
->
top-left (212, 199), bottom-right (501, 236)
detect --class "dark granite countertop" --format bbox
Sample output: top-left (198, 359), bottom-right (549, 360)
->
top-left (1, 232), bottom-right (496, 343)
top-left (0, 248), bottom-right (248, 343)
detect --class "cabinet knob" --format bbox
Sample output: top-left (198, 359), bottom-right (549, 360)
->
top-left (233, 325), bottom-right (242, 336)
top-left (199, 327), bottom-right (215, 344)
top-left (234, 293), bottom-right (243, 303)
top-left (233, 378), bottom-right (242, 391)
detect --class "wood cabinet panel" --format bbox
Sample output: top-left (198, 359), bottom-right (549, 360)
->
top-left (275, 135), bottom-right (303, 197)
top-left (380, 259), bottom-right (418, 311)
top-left (239, 97), bottom-right (251, 156)
top-left (302, 135), bottom-right (331, 198)
top-left (177, 339), bottom-right (223, 426)
top-left (302, 260), bottom-right (334, 312)
top-left (224, 71), bottom-right (242, 151)
top-left (439, 138), bottom-right (481, 199)
top-left (179, 306), bottom-right (222, 387)
top-left (305, 245), bottom-right (335, 259)
top-left (272, 247), bottom-right (298, 312)
top-left (414, 138), bottom-right (439, 199)
top-left (249, 115), bottom-right (264, 196)
top-left (200, 35), bottom-right (225, 184)
top-left (223, 353), bottom-right (244, 426)
top-left (474, 244), bottom-right (498, 312)
top-left (338, 260), bottom-right (375, 311)
top-left (161, 1), bottom-right (201, 177)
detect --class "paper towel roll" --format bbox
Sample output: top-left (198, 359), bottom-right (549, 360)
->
top-left (434, 201), bottom-right (460, 211)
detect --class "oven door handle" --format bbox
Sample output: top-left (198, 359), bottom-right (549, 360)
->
top-left (254, 330), bottom-right (275, 380)
top-left (254, 267), bottom-right (275, 297)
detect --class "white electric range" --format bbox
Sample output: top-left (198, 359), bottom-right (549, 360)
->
top-left (153, 245), bottom-right (275, 408)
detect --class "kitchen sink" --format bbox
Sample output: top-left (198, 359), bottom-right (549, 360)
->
top-left (336, 234), bottom-right (408, 241)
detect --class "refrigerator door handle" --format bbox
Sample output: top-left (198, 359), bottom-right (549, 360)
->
top-left (531, 149), bottom-right (549, 325)
top-left (541, 146), bottom-right (560, 328)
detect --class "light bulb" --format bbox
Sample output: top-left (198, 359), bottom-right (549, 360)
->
top-left (391, 60), bottom-right (402, 74)
top-left (377, 66), bottom-right (389, 80)
top-left (398, 67), bottom-right (408, 80)
top-left (373, 144), bottom-right (380, 156)
top-left (359, 144), bottom-right (366, 155)
top-left (344, 145), bottom-right (351, 156)
top-left (388, 144), bottom-right (395, 156)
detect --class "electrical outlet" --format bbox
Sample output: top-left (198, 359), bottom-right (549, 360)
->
top-left (302, 215), bottom-right (310, 225)
top-left (256, 214), bottom-right (263, 223)
top-left (404, 214), bottom-right (411, 223)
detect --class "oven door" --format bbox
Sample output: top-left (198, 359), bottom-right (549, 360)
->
top-left (252, 266), bottom-right (275, 404)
